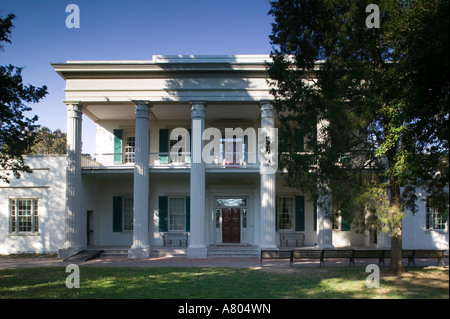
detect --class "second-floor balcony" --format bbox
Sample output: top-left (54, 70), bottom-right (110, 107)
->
top-left (81, 152), bottom-right (261, 171)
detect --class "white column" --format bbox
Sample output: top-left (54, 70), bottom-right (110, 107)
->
top-left (316, 117), bottom-right (334, 248)
top-left (259, 101), bottom-right (278, 250)
top-left (316, 186), bottom-right (334, 248)
top-left (128, 101), bottom-right (151, 258)
top-left (187, 101), bottom-right (208, 258)
top-left (59, 102), bottom-right (84, 258)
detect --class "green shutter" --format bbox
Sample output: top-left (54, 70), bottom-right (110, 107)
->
top-left (294, 129), bottom-right (304, 152)
top-left (113, 129), bottom-right (123, 164)
top-left (113, 196), bottom-right (122, 232)
top-left (158, 196), bottom-right (168, 232)
top-left (295, 196), bottom-right (305, 231)
top-left (159, 129), bottom-right (169, 164)
top-left (275, 196), bottom-right (278, 231)
top-left (185, 196), bottom-right (190, 232)
top-left (341, 217), bottom-right (351, 231)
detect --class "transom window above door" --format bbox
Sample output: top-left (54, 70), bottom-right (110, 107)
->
top-left (216, 198), bottom-right (247, 207)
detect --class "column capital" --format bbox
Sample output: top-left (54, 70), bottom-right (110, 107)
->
top-left (132, 100), bottom-right (151, 107)
top-left (260, 100), bottom-right (274, 119)
top-left (191, 101), bottom-right (206, 118)
top-left (66, 102), bottom-right (83, 118)
top-left (260, 99), bottom-right (273, 106)
top-left (133, 100), bottom-right (151, 119)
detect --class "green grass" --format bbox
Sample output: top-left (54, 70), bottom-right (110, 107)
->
top-left (0, 266), bottom-right (448, 299)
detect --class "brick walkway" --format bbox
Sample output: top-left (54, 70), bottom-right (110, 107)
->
top-left (0, 255), bottom-right (447, 269)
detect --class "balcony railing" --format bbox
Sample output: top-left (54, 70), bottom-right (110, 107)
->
top-left (81, 152), bottom-right (260, 169)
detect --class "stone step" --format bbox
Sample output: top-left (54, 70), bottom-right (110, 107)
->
top-left (88, 246), bottom-right (260, 258)
top-left (207, 246), bottom-right (259, 257)
top-left (151, 248), bottom-right (186, 257)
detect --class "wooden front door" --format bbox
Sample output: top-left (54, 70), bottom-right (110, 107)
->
top-left (222, 207), bottom-right (241, 243)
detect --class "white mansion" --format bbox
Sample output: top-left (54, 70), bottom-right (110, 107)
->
top-left (0, 55), bottom-right (448, 258)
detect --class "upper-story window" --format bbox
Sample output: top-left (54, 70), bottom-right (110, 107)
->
top-left (123, 131), bottom-right (135, 164)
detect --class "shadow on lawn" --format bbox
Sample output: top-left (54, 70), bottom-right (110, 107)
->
top-left (0, 266), bottom-right (448, 299)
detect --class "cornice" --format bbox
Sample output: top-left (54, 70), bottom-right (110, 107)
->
top-left (56, 69), bottom-right (269, 79)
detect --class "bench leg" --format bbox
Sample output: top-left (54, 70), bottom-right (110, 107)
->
top-left (407, 257), bottom-right (416, 267)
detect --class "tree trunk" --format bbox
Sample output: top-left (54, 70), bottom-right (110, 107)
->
top-left (390, 219), bottom-right (403, 274)
top-left (389, 180), bottom-right (404, 274)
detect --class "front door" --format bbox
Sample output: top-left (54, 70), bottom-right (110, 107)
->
top-left (87, 210), bottom-right (94, 245)
top-left (222, 207), bottom-right (241, 243)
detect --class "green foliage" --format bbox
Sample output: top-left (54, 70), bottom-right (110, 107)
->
top-left (0, 14), bottom-right (48, 183)
top-left (267, 0), bottom-right (448, 234)
top-left (26, 127), bottom-right (67, 155)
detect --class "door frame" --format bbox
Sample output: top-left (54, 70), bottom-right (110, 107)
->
top-left (213, 196), bottom-right (249, 245)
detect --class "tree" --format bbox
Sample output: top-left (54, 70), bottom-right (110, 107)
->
top-left (25, 127), bottom-right (67, 155)
top-left (0, 14), bottom-right (48, 183)
top-left (267, 0), bottom-right (448, 274)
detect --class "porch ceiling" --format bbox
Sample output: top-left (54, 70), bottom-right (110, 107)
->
top-left (82, 102), bottom-right (261, 122)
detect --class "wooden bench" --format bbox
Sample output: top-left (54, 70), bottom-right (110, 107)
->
top-left (263, 248), bottom-right (447, 268)
top-left (412, 250), bottom-right (446, 267)
top-left (322, 249), bottom-right (355, 266)
top-left (382, 249), bottom-right (413, 266)
top-left (162, 232), bottom-right (189, 246)
top-left (279, 232), bottom-right (305, 246)
top-left (260, 250), bottom-right (292, 266)
top-left (290, 249), bottom-right (323, 267)
top-left (353, 249), bottom-right (386, 266)
top-left (381, 249), bottom-right (447, 267)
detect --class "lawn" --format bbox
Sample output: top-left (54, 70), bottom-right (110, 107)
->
top-left (0, 265), bottom-right (448, 299)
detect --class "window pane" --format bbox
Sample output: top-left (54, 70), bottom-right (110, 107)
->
top-left (169, 198), bottom-right (185, 231)
top-left (10, 199), bottom-right (16, 232)
top-left (9, 199), bottom-right (38, 233)
top-left (123, 198), bottom-right (134, 231)
top-left (278, 197), bottom-right (294, 230)
top-left (426, 205), bottom-right (447, 230)
top-left (17, 199), bottom-right (32, 232)
top-left (124, 132), bottom-right (135, 163)
top-left (216, 198), bottom-right (247, 207)
top-left (33, 199), bottom-right (39, 232)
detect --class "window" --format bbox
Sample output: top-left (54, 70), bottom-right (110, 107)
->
top-left (277, 196), bottom-right (294, 230)
top-left (332, 211), bottom-right (340, 230)
top-left (331, 211), bottom-right (351, 231)
top-left (169, 197), bottom-right (186, 231)
top-left (123, 197), bottom-right (134, 231)
top-left (169, 130), bottom-right (187, 164)
top-left (124, 131), bottom-right (135, 164)
top-left (220, 136), bottom-right (247, 165)
top-left (10, 199), bottom-right (39, 233)
top-left (426, 205), bottom-right (447, 230)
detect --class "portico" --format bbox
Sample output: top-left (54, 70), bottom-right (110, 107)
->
top-left (53, 55), bottom-right (335, 259)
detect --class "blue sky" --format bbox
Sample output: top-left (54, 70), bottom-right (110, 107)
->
top-left (1, 0), bottom-right (274, 154)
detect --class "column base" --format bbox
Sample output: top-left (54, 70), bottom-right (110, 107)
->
top-left (128, 246), bottom-right (151, 258)
top-left (58, 246), bottom-right (84, 259)
top-left (186, 245), bottom-right (208, 258)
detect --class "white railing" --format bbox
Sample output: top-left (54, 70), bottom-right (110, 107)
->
top-left (81, 152), bottom-right (260, 169)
